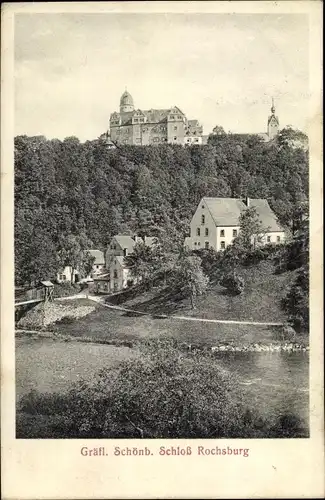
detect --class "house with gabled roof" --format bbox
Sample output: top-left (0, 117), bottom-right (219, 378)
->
top-left (185, 197), bottom-right (285, 252)
top-left (106, 234), bottom-right (157, 292)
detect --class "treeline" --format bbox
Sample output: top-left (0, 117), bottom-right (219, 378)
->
top-left (14, 127), bottom-right (308, 285)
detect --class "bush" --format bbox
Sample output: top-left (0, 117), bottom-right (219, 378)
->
top-left (282, 266), bottom-right (309, 332)
top-left (220, 272), bottom-right (245, 295)
top-left (17, 339), bottom-right (276, 439)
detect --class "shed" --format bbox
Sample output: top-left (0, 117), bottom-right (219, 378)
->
top-left (40, 281), bottom-right (54, 302)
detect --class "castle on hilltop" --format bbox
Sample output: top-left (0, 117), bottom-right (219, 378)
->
top-left (107, 91), bottom-right (280, 146)
top-left (109, 90), bottom-right (206, 146)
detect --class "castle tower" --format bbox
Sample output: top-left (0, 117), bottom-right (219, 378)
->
top-left (120, 89), bottom-right (134, 113)
top-left (267, 98), bottom-right (279, 140)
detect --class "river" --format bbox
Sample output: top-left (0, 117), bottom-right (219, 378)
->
top-left (16, 337), bottom-right (309, 429)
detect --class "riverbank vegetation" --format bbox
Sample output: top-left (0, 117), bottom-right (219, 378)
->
top-left (16, 339), bottom-right (308, 439)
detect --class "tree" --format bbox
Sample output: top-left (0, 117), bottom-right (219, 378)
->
top-left (237, 206), bottom-right (270, 251)
top-left (175, 254), bottom-right (209, 309)
top-left (124, 241), bottom-right (156, 289)
top-left (211, 125), bottom-right (226, 136)
top-left (282, 266), bottom-right (309, 332)
top-left (57, 233), bottom-right (95, 282)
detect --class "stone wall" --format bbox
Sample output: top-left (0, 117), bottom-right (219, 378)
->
top-left (18, 301), bottom-right (95, 329)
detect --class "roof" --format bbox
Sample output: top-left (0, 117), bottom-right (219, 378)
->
top-left (143, 236), bottom-right (157, 247)
top-left (40, 280), bottom-right (54, 287)
top-left (202, 197), bottom-right (283, 231)
top-left (115, 255), bottom-right (128, 268)
top-left (114, 235), bottom-right (136, 252)
top-left (87, 249), bottom-right (105, 265)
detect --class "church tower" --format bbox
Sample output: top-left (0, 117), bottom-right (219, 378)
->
top-left (120, 89), bottom-right (134, 113)
top-left (267, 98), bottom-right (279, 140)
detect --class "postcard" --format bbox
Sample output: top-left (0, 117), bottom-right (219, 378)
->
top-left (1, 1), bottom-right (323, 498)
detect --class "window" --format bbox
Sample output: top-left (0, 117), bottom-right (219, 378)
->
top-left (96, 265), bottom-right (99, 269)
top-left (201, 215), bottom-right (205, 224)
top-left (140, 118), bottom-right (144, 122)
top-left (197, 228), bottom-right (200, 236)
top-left (220, 241), bottom-right (226, 250)
top-left (267, 236), bottom-right (271, 243)
top-left (205, 242), bottom-right (209, 249)
top-left (220, 229), bottom-right (225, 237)
top-left (174, 126), bottom-right (177, 131)
top-left (195, 139), bottom-right (199, 142)
top-left (194, 242), bottom-right (197, 246)
top-left (197, 242), bottom-right (201, 246)
top-left (113, 270), bottom-right (118, 279)
top-left (233, 229), bottom-right (238, 238)
top-left (202, 205), bottom-right (205, 209)
top-left (170, 115), bottom-right (175, 119)
top-left (123, 248), bottom-right (127, 257)
top-left (174, 136), bottom-right (177, 140)
top-left (277, 235), bottom-right (281, 243)
top-left (205, 228), bottom-right (209, 236)
top-left (134, 118), bottom-right (138, 123)
top-left (178, 115), bottom-right (182, 119)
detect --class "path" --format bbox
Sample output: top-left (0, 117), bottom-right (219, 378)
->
top-left (84, 294), bottom-right (285, 327)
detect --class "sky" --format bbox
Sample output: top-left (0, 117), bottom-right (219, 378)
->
top-left (14, 13), bottom-right (309, 141)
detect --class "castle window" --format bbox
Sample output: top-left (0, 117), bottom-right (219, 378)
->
top-left (201, 215), bottom-right (205, 224)
top-left (205, 228), bottom-right (209, 236)
top-left (233, 229), bottom-right (238, 238)
top-left (197, 228), bottom-right (200, 236)
top-left (220, 229), bottom-right (225, 237)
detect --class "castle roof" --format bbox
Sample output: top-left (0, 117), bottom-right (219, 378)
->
top-left (201, 197), bottom-right (283, 231)
top-left (120, 90), bottom-right (134, 107)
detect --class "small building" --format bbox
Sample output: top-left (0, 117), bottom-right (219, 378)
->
top-left (56, 266), bottom-right (79, 284)
top-left (185, 196), bottom-right (285, 252)
top-left (110, 256), bottom-right (132, 293)
top-left (86, 249), bottom-right (105, 277)
top-left (93, 274), bottom-right (110, 294)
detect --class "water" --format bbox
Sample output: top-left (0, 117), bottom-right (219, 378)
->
top-left (16, 338), bottom-right (309, 428)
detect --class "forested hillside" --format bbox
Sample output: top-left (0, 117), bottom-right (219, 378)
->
top-left (14, 127), bottom-right (308, 285)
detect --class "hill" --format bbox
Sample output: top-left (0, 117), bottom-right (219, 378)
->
top-left (106, 260), bottom-right (298, 323)
top-left (14, 131), bottom-right (308, 285)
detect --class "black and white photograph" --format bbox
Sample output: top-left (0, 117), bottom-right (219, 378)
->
top-left (12, 9), bottom-right (313, 442)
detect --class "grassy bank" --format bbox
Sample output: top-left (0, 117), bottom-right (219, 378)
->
top-left (49, 302), bottom-right (307, 348)
top-left (107, 261), bottom-right (298, 322)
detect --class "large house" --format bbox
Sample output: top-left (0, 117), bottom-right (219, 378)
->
top-left (109, 90), bottom-right (205, 146)
top-left (184, 197), bottom-right (285, 252)
top-left (107, 234), bottom-right (157, 292)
